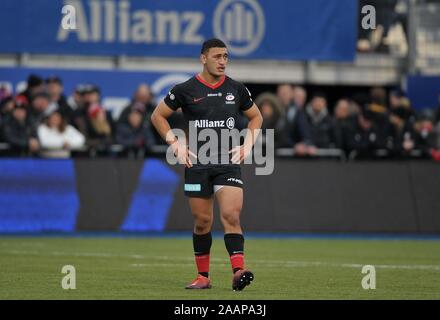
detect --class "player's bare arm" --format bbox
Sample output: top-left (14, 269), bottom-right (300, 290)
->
top-left (230, 104), bottom-right (263, 164)
top-left (151, 100), bottom-right (196, 168)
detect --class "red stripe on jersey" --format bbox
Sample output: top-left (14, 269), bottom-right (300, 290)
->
top-left (196, 74), bottom-right (226, 89)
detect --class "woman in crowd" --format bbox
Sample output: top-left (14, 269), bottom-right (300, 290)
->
top-left (37, 110), bottom-right (85, 158)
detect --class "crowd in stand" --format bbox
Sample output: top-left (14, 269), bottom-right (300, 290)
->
top-left (1, 74), bottom-right (440, 160)
top-left (258, 84), bottom-right (440, 160)
top-left (0, 74), bottom-right (161, 158)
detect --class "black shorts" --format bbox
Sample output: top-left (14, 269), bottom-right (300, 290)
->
top-left (184, 165), bottom-right (243, 197)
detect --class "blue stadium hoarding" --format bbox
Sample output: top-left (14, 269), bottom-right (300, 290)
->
top-left (0, 0), bottom-right (357, 61)
top-left (0, 159), bottom-right (179, 232)
top-left (406, 75), bottom-right (440, 110)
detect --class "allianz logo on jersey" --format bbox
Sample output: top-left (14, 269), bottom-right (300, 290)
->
top-left (58, 0), bottom-right (265, 56)
top-left (193, 117), bottom-right (235, 129)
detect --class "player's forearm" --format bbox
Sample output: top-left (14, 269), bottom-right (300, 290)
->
top-left (244, 114), bottom-right (263, 150)
top-left (150, 112), bottom-right (176, 145)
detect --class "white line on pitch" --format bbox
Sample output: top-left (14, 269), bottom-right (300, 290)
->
top-left (3, 250), bottom-right (440, 271)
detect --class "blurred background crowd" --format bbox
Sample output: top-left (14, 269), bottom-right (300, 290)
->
top-left (1, 74), bottom-right (439, 161)
top-left (1, 0), bottom-right (440, 161)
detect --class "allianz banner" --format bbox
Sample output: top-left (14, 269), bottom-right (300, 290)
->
top-left (0, 0), bottom-right (357, 61)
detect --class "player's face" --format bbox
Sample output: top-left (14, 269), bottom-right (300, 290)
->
top-left (202, 47), bottom-right (228, 77)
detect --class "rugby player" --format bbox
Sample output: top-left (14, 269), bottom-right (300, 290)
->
top-left (151, 38), bottom-right (262, 291)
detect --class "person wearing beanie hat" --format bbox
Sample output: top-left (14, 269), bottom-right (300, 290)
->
top-left (2, 101), bottom-right (40, 155)
top-left (46, 75), bottom-right (74, 123)
top-left (115, 108), bottom-right (156, 152)
top-left (28, 91), bottom-right (51, 129)
top-left (20, 74), bottom-right (45, 102)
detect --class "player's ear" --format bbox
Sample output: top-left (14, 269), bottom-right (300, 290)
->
top-left (200, 53), bottom-right (207, 65)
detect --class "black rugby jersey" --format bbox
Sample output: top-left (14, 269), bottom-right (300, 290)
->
top-left (164, 75), bottom-right (253, 166)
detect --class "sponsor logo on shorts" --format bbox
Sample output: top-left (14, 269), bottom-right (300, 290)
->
top-left (227, 178), bottom-right (243, 185)
top-left (184, 184), bottom-right (202, 192)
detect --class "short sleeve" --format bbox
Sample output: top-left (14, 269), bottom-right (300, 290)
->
top-left (164, 85), bottom-right (185, 111)
top-left (238, 83), bottom-right (254, 111)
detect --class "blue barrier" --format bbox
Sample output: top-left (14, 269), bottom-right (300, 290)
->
top-left (0, 159), bottom-right (79, 232)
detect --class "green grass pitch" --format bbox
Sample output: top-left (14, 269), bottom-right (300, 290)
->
top-left (0, 236), bottom-right (439, 299)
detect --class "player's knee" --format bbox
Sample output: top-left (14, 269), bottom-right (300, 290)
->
top-left (221, 209), bottom-right (241, 226)
top-left (194, 215), bottom-right (212, 229)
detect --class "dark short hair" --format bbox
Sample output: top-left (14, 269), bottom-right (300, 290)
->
top-left (312, 92), bottom-right (327, 100)
top-left (31, 91), bottom-right (50, 102)
top-left (46, 75), bottom-right (62, 85)
top-left (27, 74), bottom-right (43, 88)
top-left (201, 38), bottom-right (227, 54)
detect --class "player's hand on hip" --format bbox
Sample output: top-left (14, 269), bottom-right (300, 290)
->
top-left (171, 141), bottom-right (197, 168)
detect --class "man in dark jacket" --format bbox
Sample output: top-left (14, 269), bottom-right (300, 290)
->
top-left (116, 108), bottom-right (155, 151)
top-left (28, 91), bottom-right (51, 130)
top-left (46, 76), bottom-right (74, 122)
top-left (342, 105), bottom-right (392, 158)
top-left (291, 92), bottom-right (335, 155)
top-left (2, 104), bottom-right (40, 155)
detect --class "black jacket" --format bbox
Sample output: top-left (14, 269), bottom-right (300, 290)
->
top-left (115, 122), bottom-right (155, 149)
top-left (2, 116), bottom-right (37, 151)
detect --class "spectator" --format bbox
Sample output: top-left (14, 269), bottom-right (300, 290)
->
top-left (255, 93), bottom-right (281, 129)
top-left (37, 110), bottom-right (85, 158)
top-left (0, 96), bottom-right (15, 141)
top-left (288, 86), bottom-right (307, 112)
top-left (334, 98), bottom-right (351, 120)
top-left (18, 74), bottom-right (45, 103)
top-left (82, 84), bottom-right (101, 106)
top-left (275, 84), bottom-right (307, 147)
top-left (333, 98), bottom-right (353, 150)
top-left (67, 84), bottom-right (86, 111)
top-left (28, 91), bottom-right (52, 129)
top-left (2, 103), bottom-right (39, 155)
top-left (115, 108), bottom-right (155, 151)
top-left (118, 84), bottom-right (155, 124)
top-left (293, 92), bottom-right (335, 155)
top-left (71, 84), bottom-right (114, 147)
top-left (389, 93), bottom-right (415, 154)
top-left (370, 87), bottom-right (388, 110)
top-left (71, 84), bottom-right (93, 135)
top-left (342, 105), bottom-right (392, 158)
top-left (46, 76), bottom-right (74, 122)
top-left (411, 111), bottom-right (436, 156)
top-left (118, 84), bottom-right (159, 145)
top-left (276, 84), bottom-right (294, 110)
top-left (389, 89), bottom-right (404, 110)
top-left (388, 98), bottom-right (414, 155)
top-left (254, 92), bottom-right (285, 146)
top-left (86, 102), bottom-right (113, 147)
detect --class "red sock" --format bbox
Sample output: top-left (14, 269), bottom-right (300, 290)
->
top-left (195, 254), bottom-right (210, 276)
top-left (230, 253), bottom-right (244, 273)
